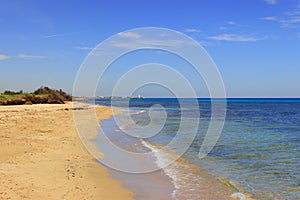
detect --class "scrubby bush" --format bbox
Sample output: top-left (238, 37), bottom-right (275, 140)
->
top-left (34, 86), bottom-right (72, 103)
top-left (0, 86), bottom-right (72, 105)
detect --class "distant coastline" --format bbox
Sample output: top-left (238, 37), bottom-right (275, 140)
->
top-left (73, 95), bottom-right (143, 101)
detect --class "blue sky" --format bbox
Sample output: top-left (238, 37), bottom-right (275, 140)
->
top-left (1, 0), bottom-right (300, 97)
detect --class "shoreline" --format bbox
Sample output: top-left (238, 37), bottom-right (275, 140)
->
top-left (141, 140), bottom-right (254, 200)
top-left (0, 102), bottom-right (133, 200)
top-left (95, 115), bottom-right (176, 200)
top-left (94, 105), bottom-right (255, 200)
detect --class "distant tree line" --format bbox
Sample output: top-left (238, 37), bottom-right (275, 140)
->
top-left (3, 90), bottom-right (23, 95)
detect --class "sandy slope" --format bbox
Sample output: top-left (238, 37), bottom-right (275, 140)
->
top-left (0, 102), bottom-right (133, 200)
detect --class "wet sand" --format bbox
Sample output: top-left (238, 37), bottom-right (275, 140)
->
top-left (0, 102), bottom-right (133, 200)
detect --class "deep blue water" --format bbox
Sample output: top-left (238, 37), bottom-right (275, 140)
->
top-left (91, 98), bottom-right (300, 199)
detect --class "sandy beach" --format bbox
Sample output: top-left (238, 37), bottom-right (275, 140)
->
top-left (0, 102), bottom-right (133, 200)
top-left (0, 102), bottom-right (253, 200)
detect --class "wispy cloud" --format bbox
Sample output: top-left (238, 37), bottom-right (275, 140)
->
top-left (183, 29), bottom-right (201, 33)
top-left (0, 54), bottom-right (10, 60)
top-left (208, 34), bottom-right (263, 42)
top-left (265, 0), bottom-right (277, 5)
top-left (118, 32), bottom-right (142, 39)
top-left (110, 39), bottom-right (186, 49)
top-left (198, 40), bottom-right (211, 46)
top-left (280, 17), bottom-right (300, 28)
top-left (261, 16), bottom-right (277, 21)
top-left (18, 54), bottom-right (45, 59)
top-left (261, 4), bottom-right (300, 28)
top-left (286, 4), bottom-right (300, 16)
top-left (227, 21), bottom-right (235, 25)
top-left (90, 31), bottom-right (203, 55)
top-left (43, 33), bottom-right (69, 38)
top-left (74, 46), bottom-right (94, 50)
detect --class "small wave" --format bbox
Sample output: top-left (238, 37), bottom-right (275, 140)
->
top-left (141, 140), bottom-right (202, 199)
top-left (141, 141), bottom-right (180, 198)
top-left (118, 122), bottom-right (134, 131)
top-left (230, 192), bottom-right (247, 200)
top-left (136, 109), bottom-right (147, 114)
top-left (141, 140), bottom-right (249, 199)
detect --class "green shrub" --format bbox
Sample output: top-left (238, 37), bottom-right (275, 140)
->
top-left (0, 86), bottom-right (72, 105)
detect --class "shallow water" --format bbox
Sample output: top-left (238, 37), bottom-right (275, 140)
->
top-left (93, 98), bottom-right (300, 199)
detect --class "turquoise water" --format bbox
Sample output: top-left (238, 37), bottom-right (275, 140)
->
top-left (93, 98), bottom-right (300, 199)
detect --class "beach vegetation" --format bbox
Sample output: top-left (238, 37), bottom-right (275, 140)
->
top-left (0, 86), bottom-right (72, 105)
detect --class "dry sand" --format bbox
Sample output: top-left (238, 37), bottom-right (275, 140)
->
top-left (0, 102), bottom-right (133, 200)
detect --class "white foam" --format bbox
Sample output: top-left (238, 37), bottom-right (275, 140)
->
top-left (136, 109), bottom-right (147, 114)
top-left (141, 141), bottom-right (180, 199)
top-left (140, 140), bottom-right (204, 199)
top-left (142, 141), bottom-right (248, 200)
top-left (230, 192), bottom-right (248, 200)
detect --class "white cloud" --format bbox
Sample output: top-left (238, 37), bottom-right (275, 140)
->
top-left (279, 5), bottom-right (300, 28)
top-left (74, 46), bottom-right (94, 50)
top-left (43, 34), bottom-right (61, 38)
top-left (265, 0), bottom-right (277, 5)
top-left (261, 16), bottom-right (277, 21)
top-left (111, 39), bottom-right (185, 49)
top-left (183, 29), bottom-right (201, 33)
top-left (42, 32), bottom-right (75, 39)
top-left (281, 6), bottom-right (300, 27)
top-left (198, 40), bottom-right (211, 46)
top-left (286, 4), bottom-right (300, 16)
top-left (89, 38), bottom-right (199, 54)
top-left (18, 54), bottom-right (45, 59)
top-left (118, 32), bottom-right (142, 39)
top-left (280, 17), bottom-right (300, 28)
top-left (261, 5), bottom-right (300, 28)
top-left (208, 34), bottom-right (262, 42)
top-left (159, 33), bottom-right (168, 37)
top-left (0, 54), bottom-right (10, 60)
top-left (227, 21), bottom-right (235, 25)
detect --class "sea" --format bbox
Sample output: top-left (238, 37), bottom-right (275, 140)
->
top-left (86, 98), bottom-right (300, 200)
